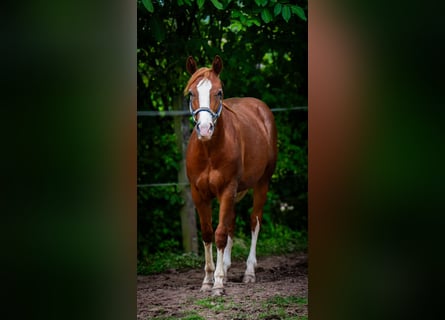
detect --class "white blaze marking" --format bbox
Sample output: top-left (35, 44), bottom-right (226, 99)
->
top-left (245, 216), bottom-right (260, 277)
top-left (196, 79), bottom-right (213, 128)
top-left (197, 78), bottom-right (212, 107)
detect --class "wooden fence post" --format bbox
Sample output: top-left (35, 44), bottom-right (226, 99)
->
top-left (173, 94), bottom-right (198, 254)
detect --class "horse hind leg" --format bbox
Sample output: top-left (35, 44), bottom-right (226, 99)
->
top-left (243, 216), bottom-right (260, 283)
top-left (243, 182), bottom-right (269, 283)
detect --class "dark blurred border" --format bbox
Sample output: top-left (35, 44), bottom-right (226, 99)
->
top-left (309, 0), bottom-right (445, 319)
top-left (3, 0), bottom-right (445, 318)
top-left (1, 1), bottom-right (136, 319)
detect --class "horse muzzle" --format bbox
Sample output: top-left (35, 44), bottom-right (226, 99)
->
top-left (196, 121), bottom-right (214, 140)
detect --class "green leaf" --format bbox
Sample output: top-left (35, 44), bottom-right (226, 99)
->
top-left (142, 0), bottom-right (154, 13)
top-left (282, 5), bottom-right (291, 23)
top-left (149, 17), bottom-right (165, 41)
top-left (197, 0), bottom-right (205, 9)
top-left (231, 10), bottom-right (242, 18)
top-left (291, 5), bottom-right (307, 21)
top-left (261, 8), bottom-right (272, 23)
top-left (251, 18), bottom-right (261, 27)
top-left (274, 3), bottom-right (282, 16)
top-left (240, 14), bottom-right (247, 24)
top-left (255, 0), bottom-right (268, 7)
top-left (210, 0), bottom-right (224, 9)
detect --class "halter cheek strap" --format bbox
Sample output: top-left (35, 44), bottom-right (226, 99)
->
top-left (189, 96), bottom-right (223, 124)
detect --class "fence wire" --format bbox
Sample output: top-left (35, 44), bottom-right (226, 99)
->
top-left (137, 106), bottom-right (307, 117)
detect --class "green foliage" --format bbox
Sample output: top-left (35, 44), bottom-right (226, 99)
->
top-left (137, 252), bottom-right (202, 275)
top-left (257, 224), bottom-right (308, 256)
top-left (141, 0), bottom-right (154, 13)
top-left (137, 0), bottom-right (307, 261)
top-left (210, 0), bottom-right (224, 10)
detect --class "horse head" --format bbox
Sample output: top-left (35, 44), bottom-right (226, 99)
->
top-left (185, 55), bottom-right (224, 141)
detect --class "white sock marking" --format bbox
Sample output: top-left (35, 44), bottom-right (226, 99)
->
top-left (203, 242), bottom-right (215, 285)
top-left (214, 248), bottom-right (225, 289)
top-left (245, 216), bottom-right (260, 277)
top-left (223, 236), bottom-right (233, 276)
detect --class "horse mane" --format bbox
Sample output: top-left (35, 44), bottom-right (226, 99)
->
top-left (183, 67), bottom-right (214, 95)
top-left (222, 102), bottom-right (236, 114)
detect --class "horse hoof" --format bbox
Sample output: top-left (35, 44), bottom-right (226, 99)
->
top-left (243, 274), bottom-right (256, 283)
top-left (212, 288), bottom-right (225, 296)
top-left (200, 283), bottom-right (213, 292)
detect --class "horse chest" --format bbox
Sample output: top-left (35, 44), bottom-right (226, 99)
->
top-left (195, 168), bottom-right (224, 197)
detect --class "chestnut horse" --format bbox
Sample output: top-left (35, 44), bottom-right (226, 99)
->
top-left (184, 55), bottom-right (277, 296)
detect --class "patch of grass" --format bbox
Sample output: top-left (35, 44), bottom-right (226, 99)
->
top-left (150, 311), bottom-right (205, 320)
top-left (258, 303), bottom-right (288, 319)
top-left (137, 252), bottom-right (202, 275)
top-left (265, 295), bottom-right (307, 307)
top-left (258, 295), bottom-right (307, 320)
top-left (195, 296), bottom-right (231, 312)
top-left (180, 312), bottom-right (205, 320)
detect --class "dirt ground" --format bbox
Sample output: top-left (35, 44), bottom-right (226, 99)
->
top-left (137, 252), bottom-right (308, 319)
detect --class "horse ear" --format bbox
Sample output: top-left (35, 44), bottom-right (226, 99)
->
top-left (212, 55), bottom-right (223, 75)
top-left (186, 56), bottom-right (198, 74)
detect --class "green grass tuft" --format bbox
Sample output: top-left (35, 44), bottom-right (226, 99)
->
top-left (264, 295), bottom-right (308, 307)
top-left (137, 252), bottom-right (202, 275)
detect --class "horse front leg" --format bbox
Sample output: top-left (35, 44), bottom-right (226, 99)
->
top-left (201, 241), bottom-right (215, 291)
top-left (213, 189), bottom-right (236, 296)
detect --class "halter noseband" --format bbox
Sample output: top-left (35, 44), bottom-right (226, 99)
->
top-left (189, 93), bottom-right (223, 124)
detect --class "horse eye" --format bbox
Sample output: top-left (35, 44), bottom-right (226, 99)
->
top-left (217, 90), bottom-right (223, 97)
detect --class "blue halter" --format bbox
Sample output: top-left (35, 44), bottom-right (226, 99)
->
top-left (189, 94), bottom-right (223, 124)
